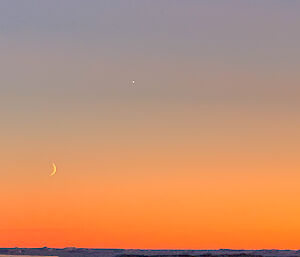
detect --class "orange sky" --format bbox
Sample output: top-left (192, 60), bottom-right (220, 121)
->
top-left (1, 111), bottom-right (300, 248)
top-left (1, 0), bottom-right (300, 249)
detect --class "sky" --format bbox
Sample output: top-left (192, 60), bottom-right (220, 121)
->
top-left (0, 0), bottom-right (300, 249)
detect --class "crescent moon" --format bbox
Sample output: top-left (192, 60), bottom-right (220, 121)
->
top-left (50, 163), bottom-right (57, 176)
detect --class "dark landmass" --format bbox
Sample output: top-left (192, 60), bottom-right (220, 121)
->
top-left (0, 248), bottom-right (300, 257)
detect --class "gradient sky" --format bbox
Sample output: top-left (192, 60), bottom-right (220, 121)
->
top-left (1, 0), bottom-right (300, 249)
